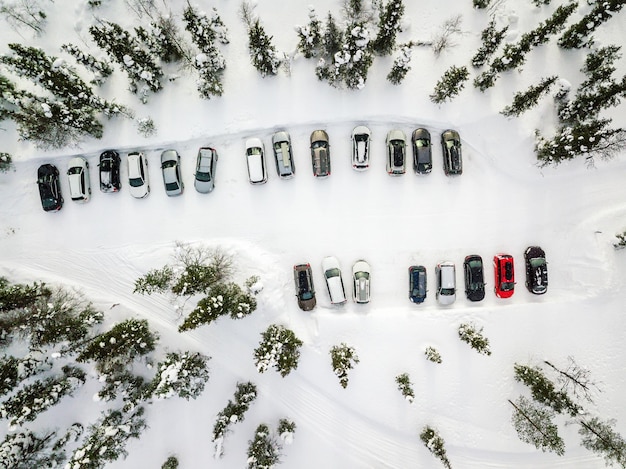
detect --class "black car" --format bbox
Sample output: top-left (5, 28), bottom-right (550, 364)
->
top-left (294, 263), bottom-right (316, 311)
top-left (37, 164), bottom-right (63, 212)
top-left (463, 255), bottom-right (485, 301)
top-left (441, 129), bottom-right (462, 175)
top-left (99, 150), bottom-right (121, 192)
top-left (412, 128), bottom-right (432, 174)
top-left (409, 265), bottom-right (427, 303)
top-left (524, 246), bottom-right (548, 295)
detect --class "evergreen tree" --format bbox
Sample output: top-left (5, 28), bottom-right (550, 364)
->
top-left (254, 325), bottom-right (303, 377)
top-left (277, 418), bottom-right (296, 445)
top-left (61, 43), bottom-right (113, 85)
top-left (0, 355), bottom-right (20, 397)
top-left (0, 429), bottom-right (65, 469)
top-left (212, 382), bottom-right (257, 458)
top-left (419, 425), bottom-right (452, 469)
top-left (96, 369), bottom-right (148, 411)
top-left (513, 363), bottom-right (580, 416)
top-left (578, 416), bottom-right (626, 467)
top-left (135, 14), bottom-right (186, 63)
top-left (473, 0), bottom-right (491, 8)
top-left (614, 231), bottom-right (626, 250)
top-left (386, 43), bottom-right (412, 85)
top-left (161, 456), bottom-right (179, 469)
top-left (509, 396), bottom-right (565, 455)
top-left (133, 266), bottom-right (174, 294)
top-left (246, 423), bottom-right (281, 469)
top-left (430, 65), bottom-right (469, 103)
top-left (147, 351), bottom-right (210, 400)
top-left (471, 19), bottom-right (509, 68)
top-left (0, 276), bottom-right (50, 313)
top-left (296, 7), bottom-right (323, 58)
top-left (66, 407), bottom-right (146, 469)
top-left (559, 0), bottom-right (626, 49)
top-left (425, 346), bottom-right (443, 364)
top-left (501, 76), bottom-right (557, 117)
top-left (395, 373), bottom-right (415, 403)
top-left (245, 18), bottom-right (283, 77)
top-left (329, 343), bottom-right (359, 388)
top-left (520, 2), bottom-right (577, 49)
top-left (371, 0), bottom-right (405, 56)
top-left (458, 323), bottom-right (492, 355)
top-left (315, 12), bottom-right (344, 84)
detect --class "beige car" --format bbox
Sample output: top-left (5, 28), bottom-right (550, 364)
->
top-left (310, 130), bottom-right (330, 177)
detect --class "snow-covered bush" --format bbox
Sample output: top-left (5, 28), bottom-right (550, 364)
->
top-left (431, 15), bottom-right (462, 56)
top-left (457, 322), bottom-right (491, 356)
top-left (471, 19), bottom-right (508, 68)
top-left (371, 0), bottom-right (405, 56)
top-left (0, 429), bottom-right (65, 468)
top-left (558, 0), bottom-right (625, 49)
top-left (614, 231), bottom-right (626, 250)
top-left (161, 456), bottom-right (179, 469)
top-left (278, 418), bottom-right (296, 445)
top-left (171, 244), bottom-right (233, 296)
top-left (501, 76), bottom-right (557, 117)
top-left (386, 43), bottom-right (412, 85)
top-left (147, 351), bottom-right (210, 400)
top-left (425, 346), bottom-right (443, 364)
top-left (395, 373), bottom-right (415, 403)
top-left (513, 363), bottom-right (581, 416)
top-left (246, 423), bottom-right (280, 469)
top-left (133, 266), bottom-right (173, 294)
top-left (0, 152), bottom-right (13, 173)
top-left (330, 343), bottom-right (359, 388)
top-left (136, 116), bottom-right (157, 137)
top-left (473, 0), bottom-right (491, 8)
top-left (61, 43), bottom-right (113, 85)
top-left (296, 6), bottom-right (322, 58)
top-left (509, 396), bottom-right (564, 455)
top-left (212, 382), bottom-right (257, 458)
top-left (254, 325), bottom-right (303, 377)
top-left (420, 425), bottom-right (452, 469)
top-left (430, 65), bottom-right (469, 103)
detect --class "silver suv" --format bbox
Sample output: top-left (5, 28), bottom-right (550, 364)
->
top-left (436, 262), bottom-right (456, 306)
top-left (272, 131), bottom-right (295, 179)
top-left (310, 130), bottom-right (330, 177)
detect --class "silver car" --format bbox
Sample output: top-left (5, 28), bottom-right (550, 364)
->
top-left (352, 260), bottom-right (371, 304)
top-left (194, 147), bottom-right (218, 193)
top-left (436, 261), bottom-right (456, 306)
top-left (161, 149), bottom-right (183, 196)
top-left (272, 131), bottom-right (295, 179)
top-left (386, 129), bottom-right (406, 175)
top-left (352, 126), bottom-right (371, 170)
top-left (67, 156), bottom-right (91, 203)
top-left (245, 138), bottom-right (267, 184)
top-left (310, 130), bottom-right (330, 177)
top-left (127, 152), bottom-right (150, 199)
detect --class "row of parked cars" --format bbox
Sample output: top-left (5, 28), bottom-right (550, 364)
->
top-left (36, 147), bottom-right (218, 211)
top-left (293, 247), bottom-right (548, 310)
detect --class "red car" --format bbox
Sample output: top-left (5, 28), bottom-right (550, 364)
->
top-left (494, 254), bottom-right (515, 298)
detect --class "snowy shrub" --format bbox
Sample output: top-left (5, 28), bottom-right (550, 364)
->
top-left (431, 15), bottom-right (462, 56)
top-left (212, 381), bottom-right (257, 458)
top-left (419, 425), bottom-right (452, 469)
top-left (296, 6), bottom-right (323, 58)
top-left (371, 0), bottom-right (405, 56)
top-left (578, 416), bottom-right (626, 467)
top-left (471, 19), bottom-right (508, 68)
top-left (386, 43), bottom-right (412, 85)
top-left (171, 244), bottom-right (233, 296)
top-left (0, 365), bottom-right (86, 428)
top-left (0, 355), bottom-right (20, 396)
top-left (0, 152), bottom-right (13, 172)
top-left (501, 76), bottom-right (557, 117)
top-left (147, 351), bottom-right (210, 400)
top-left (161, 456), bottom-right (179, 469)
top-left (61, 43), bottom-right (113, 85)
top-left (330, 343), bottom-right (359, 388)
top-left (136, 116), bottom-right (156, 137)
top-left (278, 418), bottom-right (296, 445)
top-left (513, 363), bottom-right (581, 416)
top-left (134, 266), bottom-right (173, 294)
top-left (509, 396), bottom-right (565, 455)
top-left (558, 0), bottom-right (625, 49)
top-left (246, 423), bottom-right (281, 469)
top-left (66, 406), bottom-right (146, 469)
top-left (0, 277), bottom-right (50, 313)
top-left (473, 0), bottom-right (491, 8)
top-left (457, 322), bottom-right (491, 356)
top-left (425, 346), bottom-right (443, 364)
top-left (395, 373), bottom-right (415, 403)
top-left (0, 429), bottom-right (65, 468)
top-left (254, 325), bottom-right (303, 377)
top-left (77, 318), bottom-right (158, 374)
top-left (245, 275), bottom-right (263, 294)
top-left (96, 370), bottom-right (147, 411)
top-left (473, 69), bottom-right (497, 92)
top-left (614, 231), bottom-right (626, 250)
top-left (430, 65), bottom-right (469, 103)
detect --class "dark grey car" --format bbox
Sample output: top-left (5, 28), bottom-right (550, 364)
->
top-left (310, 130), bottom-right (330, 177)
top-left (441, 129), bottom-right (462, 175)
top-left (412, 128), bottom-right (432, 174)
top-left (272, 131), bottom-right (295, 179)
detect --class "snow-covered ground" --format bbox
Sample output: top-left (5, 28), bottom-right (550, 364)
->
top-left (1, 0), bottom-right (626, 468)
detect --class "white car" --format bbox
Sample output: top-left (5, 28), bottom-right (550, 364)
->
top-left (436, 261), bottom-right (456, 306)
top-left (67, 156), bottom-right (91, 203)
top-left (128, 152), bottom-right (150, 199)
top-left (352, 260), bottom-right (371, 303)
top-left (322, 256), bottom-right (347, 305)
top-left (245, 138), bottom-right (267, 184)
top-left (352, 126), bottom-right (371, 170)
top-left (161, 149), bottom-right (183, 196)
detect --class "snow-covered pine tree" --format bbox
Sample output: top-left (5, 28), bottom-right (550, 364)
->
top-left (520, 1), bottom-right (578, 49)
top-left (473, 0), bottom-right (491, 8)
top-left (419, 425), bottom-right (452, 469)
top-left (135, 14), bottom-right (186, 63)
top-left (509, 396), bottom-right (565, 455)
top-left (61, 43), bottom-right (113, 85)
top-left (395, 373), bottom-right (415, 403)
top-left (430, 65), bottom-right (469, 103)
top-left (133, 266), bottom-right (173, 294)
top-left (457, 322), bottom-right (492, 356)
top-left (245, 18), bottom-right (283, 77)
top-left (425, 346), bottom-right (443, 363)
top-left (89, 21), bottom-right (163, 99)
top-left (315, 12), bottom-right (344, 83)
top-left (386, 42), bottom-right (412, 84)
top-left (330, 343), bottom-right (359, 388)
top-left (0, 276), bottom-right (50, 313)
top-left (338, 20), bottom-right (373, 89)
top-left (578, 416), bottom-right (626, 467)
top-left (162, 456), bottom-right (179, 469)
top-left (147, 351), bottom-right (210, 400)
top-left (371, 0), bottom-right (404, 56)
top-left (254, 325), bottom-right (303, 377)
top-left (558, 0), bottom-right (626, 49)
top-left (278, 418), bottom-right (296, 445)
top-left (96, 369), bottom-right (148, 411)
top-left (178, 282), bottom-right (257, 331)
top-left (471, 19), bottom-right (508, 68)
top-left (212, 381), bottom-right (257, 458)
top-left (501, 76), bottom-right (557, 117)
top-left (246, 424), bottom-right (281, 469)
top-left (0, 355), bottom-right (20, 397)
top-left (513, 363), bottom-right (581, 416)
top-left (614, 231), bottom-right (626, 250)
top-left (170, 243), bottom-right (233, 296)
top-left (296, 6), bottom-right (322, 58)
top-left (0, 365), bottom-right (86, 428)
top-left (66, 407), bottom-right (146, 469)
top-left (0, 429), bottom-right (65, 469)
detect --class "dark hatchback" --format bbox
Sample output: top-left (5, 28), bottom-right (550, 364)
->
top-left (463, 255), bottom-right (485, 301)
top-left (524, 246), bottom-right (548, 295)
top-left (409, 265), bottom-right (427, 303)
top-left (37, 164), bottom-right (63, 212)
top-left (99, 150), bottom-right (121, 192)
top-left (412, 128), bottom-right (432, 174)
top-left (294, 263), bottom-right (316, 311)
top-left (441, 129), bottom-right (462, 175)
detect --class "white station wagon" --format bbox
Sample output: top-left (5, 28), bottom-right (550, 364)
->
top-left (322, 256), bottom-right (347, 305)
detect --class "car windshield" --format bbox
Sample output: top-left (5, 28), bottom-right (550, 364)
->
top-left (165, 182), bottom-right (180, 191)
top-left (42, 195), bottom-right (57, 209)
top-left (502, 282), bottom-right (515, 291)
top-left (392, 141), bottom-right (404, 166)
top-left (441, 288), bottom-right (455, 295)
top-left (354, 271), bottom-right (369, 280)
top-left (530, 258), bottom-right (545, 268)
top-left (325, 268), bottom-right (340, 279)
top-left (68, 166), bottom-right (81, 175)
top-left (247, 147), bottom-right (262, 156)
top-left (196, 171), bottom-right (211, 182)
top-left (129, 177), bottom-right (143, 187)
top-left (312, 141), bottom-right (326, 149)
top-left (301, 292), bottom-right (313, 300)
